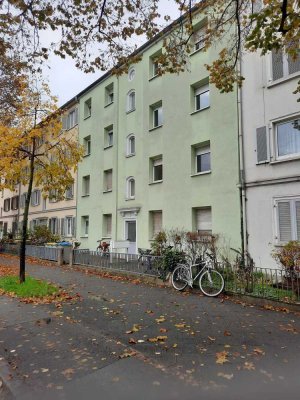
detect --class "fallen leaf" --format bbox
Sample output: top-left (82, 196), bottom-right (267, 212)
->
top-left (155, 316), bottom-right (166, 323)
top-left (62, 368), bottom-right (75, 378)
top-left (175, 323), bottom-right (186, 328)
top-left (243, 362), bottom-right (255, 371)
top-left (156, 336), bottom-right (168, 341)
top-left (217, 372), bottom-right (233, 380)
top-left (224, 330), bottom-right (231, 336)
top-left (128, 338), bottom-right (137, 344)
top-left (148, 337), bottom-right (158, 343)
top-left (159, 328), bottom-right (168, 333)
top-left (208, 336), bottom-right (216, 342)
top-left (216, 351), bottom-right (229, 365)
top-left (253, 347), bottom-right (265, 356)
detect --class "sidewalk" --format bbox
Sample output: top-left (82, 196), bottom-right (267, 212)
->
top-left (0, 255), bottom-right (299, 399)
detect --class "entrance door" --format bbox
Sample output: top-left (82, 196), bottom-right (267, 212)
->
top-left (125, 220), bottom-right (136, 254)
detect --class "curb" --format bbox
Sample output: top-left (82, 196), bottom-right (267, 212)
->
top-left (0, 359), bottom-right (22, 399)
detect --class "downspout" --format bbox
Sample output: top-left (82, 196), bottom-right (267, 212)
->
top-left (115, 76), bottom-right (120, 241)
top-left (237, 53), bottom-right (248, 263)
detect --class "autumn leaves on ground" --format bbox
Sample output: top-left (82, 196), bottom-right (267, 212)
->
top-left (0, 255), bottom-right (299, 400)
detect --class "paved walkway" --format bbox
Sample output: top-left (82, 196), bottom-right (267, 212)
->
top-left (0, 255), bottom-right (299, 399)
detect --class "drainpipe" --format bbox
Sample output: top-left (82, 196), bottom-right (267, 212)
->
top-left (237, 54), bottom-right (248, 264)
top-left (115, 76), bottom-right (120, 242)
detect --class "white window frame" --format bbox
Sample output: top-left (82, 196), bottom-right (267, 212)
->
top-left (195, 84), bottom-right (210, 111)
top-left (274, 196), bottom-right (300, 244)
top-left (195, 145), bottom-right (211, 174)
top-left (128, 67), bottom-right (135, 81)
top-left (83, 136), bottom-right (91, 156)
top-left (65, 184), bottom-right (74, 200)
top-left (65, 216), bottom-right (73, 237)
top-left (195, 207), bottom-right (212, 234)
top-left (153, 106), bottom-right (163, 128)
top-left (269, 49), bottom-right (300, 82)
top-left (20, 193), bottom-right (27, 209)
top-left (103, 169), bottom-right (113, 192)
top-left (84, 98), bottom-right (92, 119)
top-left (126, 177), bottom-right (135, 200)
top-left (103, 214), bottom-right (112, 237)
top-left (82, 216), bottom-right (89, 237)
top-left (152, 158), bottom-right (163, 182)
top-left (82, 175), bottom-right (90, 196)
top-left (274, 117), bottom-right (300, 161)
top-left (105, 83), bottom-right (114, 105)
top-left (150, 210), bottom-right (162, 239)
top-left (193, 25), bottom-right (207, 52)
top-left (126, 134), bottom-right (135, 156)
top-left (127, 90), bottom-right (136, 112)
top-left (105, 129), bottom-right (113, 148)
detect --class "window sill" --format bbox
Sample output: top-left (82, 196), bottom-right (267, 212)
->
top-left (189, 47), bottom-right (205, 57)
top-left (270, 156), bottom-right (300, 165)
top-left (83, 153), bottom-right (91, 158)
top-left (149, 125), bottom-right (163, 132)
top-left (104, 145), bottom-right (113, 150)
top-left (126, 108), bottom-right (136, 115)
top-left (191, 171), bottom-right (211, 177)
top-left (126, 153), bottom-right (136, 158)
top-left (80, 236), bottom-right (89, 238)
top-left (149, 180), bottom-right (163, 185)
top-left (190, 106), bottom-right (210, 116)
top-left (65, 197), bottom-right (74, 201)
top-left (103, 189), bottom-right (112, 194)
top-left (267, 72), bottom-right (300, 89)
top-left (101, 236), bottom-right (112, 240)
top-left (104, 101), bottom-right (114, 108)
top-left (81, 194), bottom-right (90, 198)
top-left (83, 115), bottom-right (91, 120)
top-left (149, 74), bottom-right (159, 82)
top-left (125, 197), bottom-right (135, 201)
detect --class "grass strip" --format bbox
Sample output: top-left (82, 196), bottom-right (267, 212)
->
top-left (0, 275), bottom-right (58, 298)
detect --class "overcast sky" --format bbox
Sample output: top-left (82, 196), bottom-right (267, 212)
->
top-left (43, 0), bottom-right (179, 106)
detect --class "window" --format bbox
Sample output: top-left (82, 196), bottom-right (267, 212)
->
top-left (49, 189), bottom-right (58, 203)
top-left (150, 50), bottom-right (162, 78)
top-left (49, 218), bottom-right (58, 235)
top-left (82, 175), bottom-right (90, 196)
top-left (194, 84), bottom-right (210, 111)
top-left (150, 101), bottom-right (163, 129)
top-left (271, 49), bottom-right (300, 81)
top-left (151, 157), bottom-right (163, 182)
top-left (126, 177), bottom-right (135, 199)
top-left (252, 0), bottom-right (262, 13)
top-left (275, 198), bottom-right (300, 243)
top-left (128, 67), bottom-right (135, 81)
top-left (83, 135), bottom-right (91, 156)
top-left (195, 207), bottom-right (212, 234)
top-left (127, 90), bottom-right (136, 112)
top-left (105, 83), bottom-right (114, 105)
top-left (104, 125), bottom-right (113, 148)
top-left (3, 198), bottom-right (10, 212)
top-left (103, 214), bottom-right (112, 237)
top-left (126, 135), bottom-right (135, 156)
top-left (275, 118), bottom-right (300, 159)
top-left (150, 211), bottom-right (162, 238)
top-left (11, 196), bottom-right (19, 210)
top-left (193, 24), bottom-right (207, 52)
top-left (42, 197), bottom-right (47, 211)
top-left (194, 144), bottom-right (211, 174)
top-left (103, 169), bottom-right (113, 192)
top-left (65, 185), bottom-right (74, 200)
top-left (20, 193), bottom-right (27, 209)
top-left (63, 108), bottom-right (78, 130)
top-left (31, 190), bottom-right (40, 206)
top-left (82, 216), bottom-right (89, 237)
top-left (84, 98), bottom-right (92, 119)
top-left (65, 216), bottom-right (74, 237)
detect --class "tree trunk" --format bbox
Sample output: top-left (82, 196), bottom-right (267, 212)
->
top-left (19, 143), bottom-right (35, 283)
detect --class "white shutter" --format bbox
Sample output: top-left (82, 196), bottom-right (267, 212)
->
top-left (60, 218), bottom-right (65, 236)
top-left (272, 50), bottom-right (284, 80)
top-left (278, 202), bottom-right (292, 242)
top-left (196, 208), bottom-right (212, 233)
top-left (288, 52), bottom-right (300, 75)
top-left (295, 201), bottom-right (300, 241)
top-left (153, 211), bottom-right (162, 235)
top-left (256, 126), bottom-right (269, 163)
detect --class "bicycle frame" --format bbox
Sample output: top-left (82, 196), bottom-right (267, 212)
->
top-left (183, 260), bottom-right (213, 287)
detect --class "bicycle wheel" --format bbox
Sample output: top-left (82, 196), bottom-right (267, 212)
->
top-left (171, 265), bottom-right (189, 291)
top-left (199, 269), bottom-right (224, 297)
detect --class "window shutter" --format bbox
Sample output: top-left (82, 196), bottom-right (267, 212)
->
top-left (272, 50), bottom-right (284, 80)
top-left (196, 208), bottom-right (212, 232)
top-left (295, 201), bottom-right (300, 241)
top-left (60, 218), bottom-right (65, 236)
top-left (278, 202), bottom-right (292, 242)
top-left (153, 211), bottom-right (162, 235)
top-left (57, 219), bottom-right (60, 235)
top-left (256, 126), bottom-right (269, 163)
top-left (288, 53), bottom-right (300, 75)
top-left (62, 115), bottom-right (68, 130)
top-left (72, 217), bottom-right (76, 236)
top-left (74, 108), bottom-right (78, 125)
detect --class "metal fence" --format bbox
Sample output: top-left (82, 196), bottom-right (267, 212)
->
top-left (73, 249), bottom-right (163, 277)
top-left (0, 244), bottom-right (299, 304)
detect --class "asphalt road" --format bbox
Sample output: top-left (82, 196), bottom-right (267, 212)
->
top-left (0, 256), bottom-right (299, 400)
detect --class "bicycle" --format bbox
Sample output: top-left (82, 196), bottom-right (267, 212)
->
top-left (171, 253), bottom-right (224, 297)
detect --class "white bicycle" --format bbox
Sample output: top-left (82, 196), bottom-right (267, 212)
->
top-left (171, 254), bottom-right (224, 297)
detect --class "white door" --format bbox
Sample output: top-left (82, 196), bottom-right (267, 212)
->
top-left (125, 220), bottom-right (136, 254)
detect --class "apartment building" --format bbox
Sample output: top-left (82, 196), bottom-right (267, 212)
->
top-left (242, 49), bottom-right (300, 268)
top-left (0, 99), bottom-right (79, 241)
top-left (76, 12), bottom-right (242, 253)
